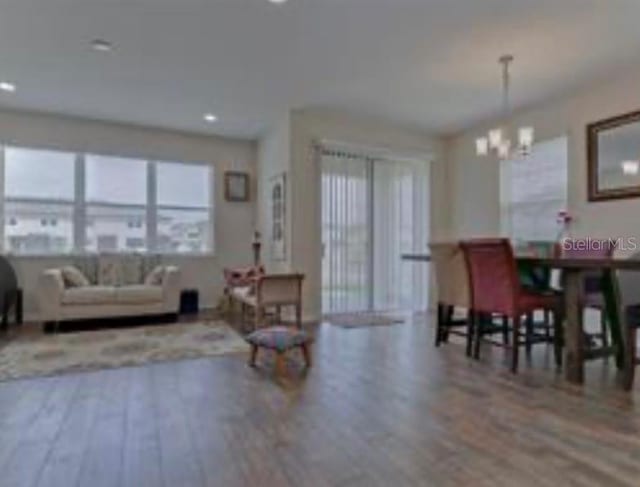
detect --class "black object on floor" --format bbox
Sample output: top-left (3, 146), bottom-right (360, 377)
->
top-left (180, 289), bottom-right (199, 315)
top-left (43, 313), bottom-right (178, 334)
top-left (0, 256), bottom-right (22, 331)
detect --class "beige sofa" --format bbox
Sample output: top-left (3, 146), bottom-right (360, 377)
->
top-left (38, 260), bottom-right (180, 326)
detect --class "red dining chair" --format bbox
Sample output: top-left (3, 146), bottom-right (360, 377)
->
top-left (561, 239), bottom-right (615, 347)
top-left (460, 239), bottom-right (564, 373)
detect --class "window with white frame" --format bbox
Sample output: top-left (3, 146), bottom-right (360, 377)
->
top-left (500, 136), bottom-right (568, 242)
top-left (85, 155), bottom-right (148, 253)
top-left (1, 145), bottom-right (214, 255)
top-left (156, 161), bottom-right (212, 253)
top-left (4, 147), bottom-right (76, 254)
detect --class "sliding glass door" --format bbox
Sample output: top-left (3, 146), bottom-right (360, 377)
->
top-left (321, 150), bottom-right (371, 313)
top-left (321, 146), bottom-right (430, 314)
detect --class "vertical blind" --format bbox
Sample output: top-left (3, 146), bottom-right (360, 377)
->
top-left (500, 136), bottom-right (568, 242)
top-left (320, 145), bottom-right (430, 314)
top-left (372, 159), bottom-right (430, 311)
top-left (321, 150), bottom-right (370, 313)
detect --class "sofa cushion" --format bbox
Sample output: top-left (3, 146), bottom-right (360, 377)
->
top-left (119, 254), bottom-right (145, 285)
top-left (115, 285), bottom-right (163, 304)
top-left (144, 266), bottom-right (165, 286)
top-left (61, 286), bottom-right (116, 305)
top-left (98, 255), bottom-right (123, 286)
top-left (61, 266), bottom-right (90, 288)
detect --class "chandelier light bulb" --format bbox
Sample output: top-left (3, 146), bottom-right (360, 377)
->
top-left (475, 55), bottom-right (535, 160)
top-left (498, 140), bottom-right (511, 160)
top-left (476, 137), bottom-right (489, 156)
top-left (518, 126), bottom-right (534, 147)
top-left (489, 128), bottom-right (503, 149)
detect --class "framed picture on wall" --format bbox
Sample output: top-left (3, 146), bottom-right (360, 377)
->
top-left (270, 173), bottom-right (286, 261)
top-left (224, 171), bottom-right (250, 202)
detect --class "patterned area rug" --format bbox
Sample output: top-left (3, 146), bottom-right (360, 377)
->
top-left (0, 321), bottom-right (249, 382)
top-left (324, 312), bottom-right (405, 329)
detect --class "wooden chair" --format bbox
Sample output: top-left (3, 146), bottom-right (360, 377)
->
top-left (622, 304), bottom-right (640, 390)
top-left (516, 240), bottom-right (561, 354)
top-left (429, 242), bottom-right (474, 355)
top-left (460, 239), bottom-right (564, 373)
top-left (229, 273), bottom-right (304, 331)
top-left (614, 253), bottom-right (640, 390)
top-left (223, 265), bottom-right (265, 321)
top-left (562, 239), bottom-right (615, 347)
top-left (242, 274), bottom-right (308, 375)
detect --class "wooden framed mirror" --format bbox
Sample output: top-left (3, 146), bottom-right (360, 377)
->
top-left (588, 110), bottom-right (640, 201)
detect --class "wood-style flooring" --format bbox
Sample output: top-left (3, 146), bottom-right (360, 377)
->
top-left (1, 314), bottom-right (640, 487)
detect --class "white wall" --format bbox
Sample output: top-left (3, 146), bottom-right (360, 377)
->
top-left (287, 109), bottom-right (445, 320)
top-left (0, 109), bottom-right (257, 320)
top-left (448, 63), bottom-right (640, 254)
top-left (256, 112), bottom-right (291, 274)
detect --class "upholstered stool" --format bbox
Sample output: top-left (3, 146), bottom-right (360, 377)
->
top-left (246, 326), bottom-right (312, 374)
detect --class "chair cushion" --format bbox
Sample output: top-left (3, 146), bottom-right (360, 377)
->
top-left (115, 285), bottom-right (163, 304)
top-left (224, 266), bottom-right (265, 288)
top-left (62, 286), bottom-right (116, 305)
top-left (519, 290), bottom-right (562, 313)
top-left (246, 326), bottom-right (311, 352)
top-left (230, 286), bottom-right (256, 306)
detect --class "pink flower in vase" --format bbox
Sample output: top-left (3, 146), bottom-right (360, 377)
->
top-left (556, 210), bottom-right (573, 226)
top-left (556, 210), bottom-right (573, 242)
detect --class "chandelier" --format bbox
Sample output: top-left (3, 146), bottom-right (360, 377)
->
top-left (475, 55), bottom-right (534, 159)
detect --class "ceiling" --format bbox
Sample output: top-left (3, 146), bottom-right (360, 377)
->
top-left (1, 0), bottom-right (640, 139)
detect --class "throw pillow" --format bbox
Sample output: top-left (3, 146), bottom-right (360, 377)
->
top-left (120, 254), bottom-right (144, 285)
top-left (98, 255), bottom-right (124, 286)
top-left (61, 266), bottom-right (90, 288)
top-left (145, 266), bottom-right (165, 286)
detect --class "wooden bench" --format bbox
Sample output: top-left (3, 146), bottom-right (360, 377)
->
top-left (226, 271), bottom-right (304, 331)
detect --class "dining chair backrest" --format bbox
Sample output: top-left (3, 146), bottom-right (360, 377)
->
top-left (460, 238), bottom-right (521, 316)
top-left (526, 241), bottom-right (560, 258)
top-left (429, 242), bottom-right (470, 308)
top-left (561, 239), bottom-right (615, 259)
top-left (517, 240), bottom-right (558, 291)
top-left (562, 239), bottom-right (615, 295)
top-left (617, 251), bottom-right (640, 309)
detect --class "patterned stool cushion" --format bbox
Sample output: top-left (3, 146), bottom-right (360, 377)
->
top-left (246, 326), bottom-right (311, 352)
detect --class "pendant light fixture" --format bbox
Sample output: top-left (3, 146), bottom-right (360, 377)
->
top-left (476, 55), bottom-right (534, 159)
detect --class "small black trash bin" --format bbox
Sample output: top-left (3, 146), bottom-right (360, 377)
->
top-left (180, 289), bottom-right (199, 315)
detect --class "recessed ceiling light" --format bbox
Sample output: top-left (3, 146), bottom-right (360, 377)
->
top-left (91, 39), bottom-right (113, 52)
top-left (268, 0), bottom-right (288, 4)
top-left (0, 82), bottom-right (16, 93)
top-left (203, 113), bottom-right (218, 123)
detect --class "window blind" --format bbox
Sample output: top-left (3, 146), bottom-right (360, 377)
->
top-left (500, 136), bottom-right (568, 242)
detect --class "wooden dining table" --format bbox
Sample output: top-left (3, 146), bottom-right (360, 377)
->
top-left (402, 251), bottom-right (639, 385)
top-left (517, 255), bottom-right (640, 384)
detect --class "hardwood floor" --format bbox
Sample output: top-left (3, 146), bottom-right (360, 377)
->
top-left (1, 314), bottom-right (640, 486)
